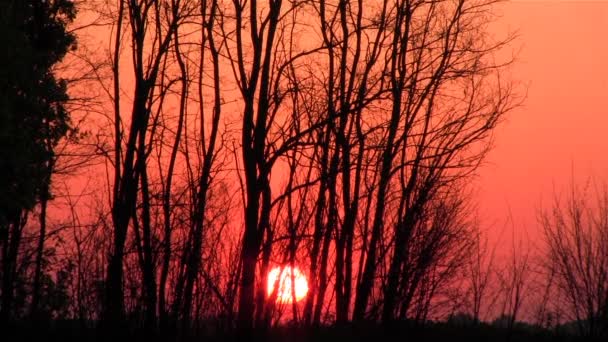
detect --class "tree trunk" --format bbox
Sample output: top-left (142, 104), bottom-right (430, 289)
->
top-left (0, 213), bottom-right (24, 322)
top-left (31, 178), bottom-right (50, 318)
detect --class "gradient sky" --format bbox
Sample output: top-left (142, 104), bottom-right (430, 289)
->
top-left (63, 1), bottom-right (608, 251)
top-left (479, 0), bottom-right (608, 240)
top-left (49, 0), bottom-right (608, 322)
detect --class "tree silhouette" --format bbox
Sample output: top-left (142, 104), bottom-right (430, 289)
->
top-left (0, 0), bottom-right (533, 339)
top-left (0, 0), bottom-right (75, 322)
top-left (540, 181), bottom-right (608, 338)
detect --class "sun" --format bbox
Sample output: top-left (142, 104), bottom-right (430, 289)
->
top-left (267, 266), bottom-right (309, 304)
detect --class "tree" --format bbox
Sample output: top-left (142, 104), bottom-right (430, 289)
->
top-left (496, 223), bottom-right (531, 340)
top-left (102, 0), bottom-right (186, 331)
top-left (540, 180), bottom-right (608, 338)
top-left (465, 224), bottom-right (498, 323)
top-left (303, 0), bottom-right (389, 325)
top-left (355, 0), bottom-right (515, 322)
top-left (224, 0), bottom-right (324, 332)
top-left (0, 0), bottom-right (519, 334)
top-left (0, 0), bottom-right (75, 322)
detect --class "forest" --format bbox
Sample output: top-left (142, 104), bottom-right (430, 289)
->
top-left (1, 0), bottom-right (607, 341)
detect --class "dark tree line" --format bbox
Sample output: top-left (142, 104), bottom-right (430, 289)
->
top-left (5, 0), bottom-right (606, 341)
top-left (0, 0), bottom-right (76, 323)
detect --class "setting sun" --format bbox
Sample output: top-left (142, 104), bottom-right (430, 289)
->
top-left (267, 266), bottom-right (309, 304)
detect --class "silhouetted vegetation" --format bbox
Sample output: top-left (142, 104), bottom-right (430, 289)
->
top-left (0, 0), bottom-right (75, 323)
top-left (2, 317), bottom-right (607, 342)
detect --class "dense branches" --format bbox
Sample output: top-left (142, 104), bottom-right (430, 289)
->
top-left (0, 0), bottom-right (522, 336)
top-left (540, 182), bottom-right (608, 338)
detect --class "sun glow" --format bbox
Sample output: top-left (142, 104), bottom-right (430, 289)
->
top-left (267, 266), bottom-right (309, 304)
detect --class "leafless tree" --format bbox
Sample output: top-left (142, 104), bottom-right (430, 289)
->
top-left (102, 0), bottom-right (189, 330)
top-left (540, 180), bottom-right (608, 338)
top-left (355, 0), bottom-right (515, 322)
top-left (0, 0), bottom-right (521, 334)
top-left (495, 223), bottom-right (531, 339)
top-left (465, 222), bottom-right (499, 323)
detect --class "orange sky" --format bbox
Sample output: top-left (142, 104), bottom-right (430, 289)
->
top-left (64, 1), bottom-right (608, 242)
top-left (47, 0), bottom-right (608, 322)
top-left (63, 1), bottom-right (608, 238)
top-left (477, 0), bottom-right (608, 240)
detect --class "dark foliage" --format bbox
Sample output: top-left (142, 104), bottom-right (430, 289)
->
top-left (0, 0), bottom-right (75, 321)
top-left (0, 0), bottom-right (75, 221)
top-left (0, 320), bottom-right (602, 342)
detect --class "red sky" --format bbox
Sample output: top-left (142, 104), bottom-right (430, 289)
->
top-left (48, 0), bottom-right (608, 322)
top-left (62, 1), bottom-right (608, 257)
top-left (477, 0), bottom-right (608, 240)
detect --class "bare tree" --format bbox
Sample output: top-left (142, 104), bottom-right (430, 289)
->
top-left (0, 0), bottom-right (521, 334)
top-left (170, 0), bottom-right (225, 331)
top-left (465, 223), bottom-right (498, 323)
top-left (223, 0), bottom-right (325, 332)
top-left (300, 0), bottom-right (390, 325)
top-left (495, 223), bottom-right (531, 340)
top-left (355, 0), bottom-right (515, 322)
top-left (540, 180), bottom-right (608, 338)
top-left (103, 0), bottom-right (186, 330)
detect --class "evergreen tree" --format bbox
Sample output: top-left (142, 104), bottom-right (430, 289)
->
top-left (0, 0), bottom-right (75, 320)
